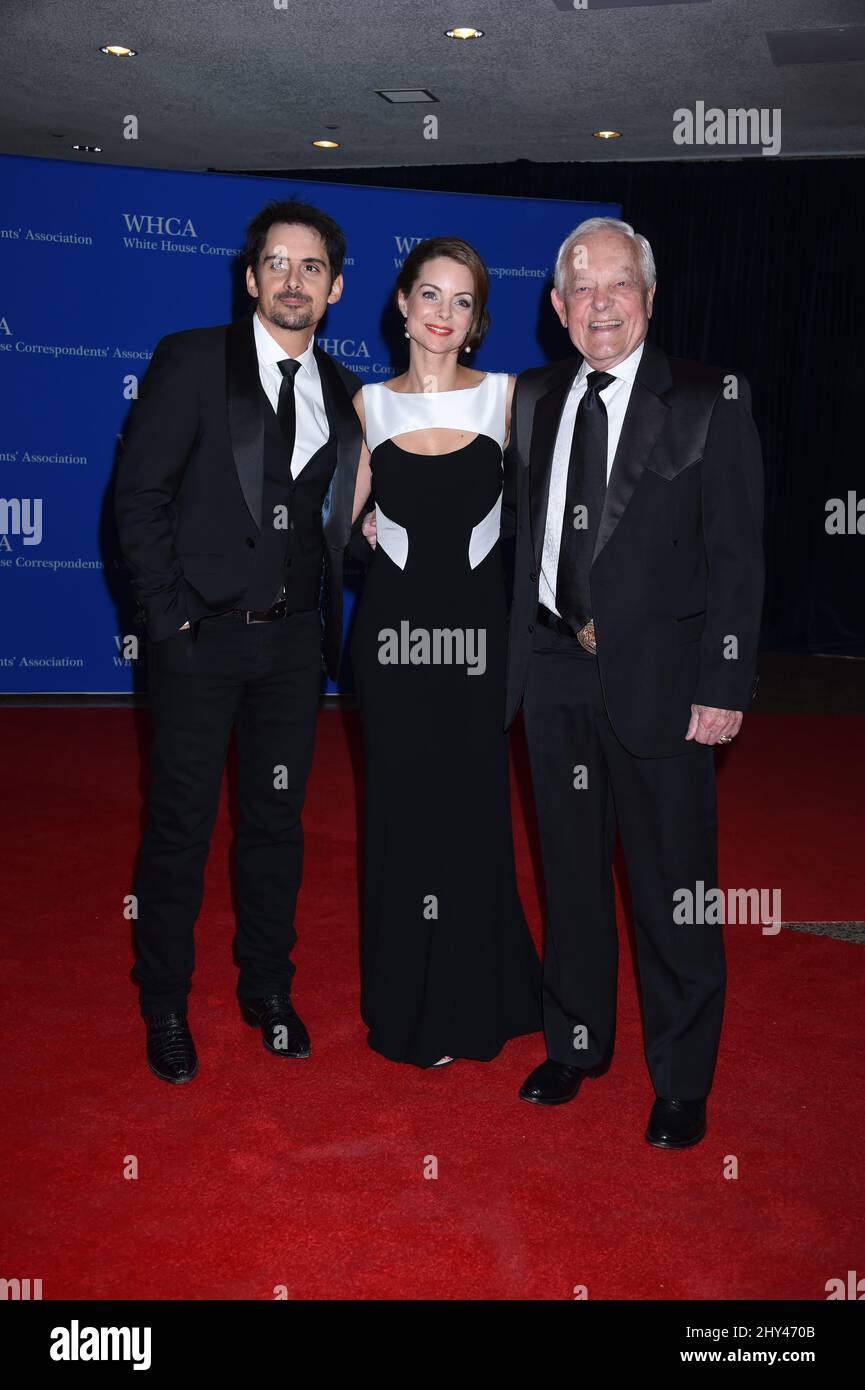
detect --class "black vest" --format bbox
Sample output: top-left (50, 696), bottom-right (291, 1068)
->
top-left (243, 386), bottom-right (338, 611)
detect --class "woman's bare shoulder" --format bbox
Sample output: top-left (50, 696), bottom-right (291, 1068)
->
top-left (380, 373), bottom-right (411, 394)
top-left (463, 367), bottom-right (488, 386)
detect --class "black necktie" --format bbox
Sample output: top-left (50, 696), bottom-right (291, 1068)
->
top-left (555, 370), bottom-right (615, 631)
top-left (276, 358), bottom-right (301, 472)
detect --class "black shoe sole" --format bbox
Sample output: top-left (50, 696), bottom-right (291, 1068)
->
top-left (262, 1037), bottom-right (311, 1059)
top-left (147, 1058), bottom-right (199, 1085)
top-left (645, 1125), bottom-right (706, 1149)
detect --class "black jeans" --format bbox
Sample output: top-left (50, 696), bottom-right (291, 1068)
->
top-left (132, 609), bottom-right (322, 1016)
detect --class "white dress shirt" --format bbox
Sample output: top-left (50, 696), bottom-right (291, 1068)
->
top-left (539, 339), bottom-right (645, 617)
top-left (252, 311), bottom-right (330, 478)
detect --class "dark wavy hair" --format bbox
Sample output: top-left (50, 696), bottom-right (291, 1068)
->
top-left (395, 236), bottom-right (490, 351)
top-left (244, 199), bottom-right (346, 283)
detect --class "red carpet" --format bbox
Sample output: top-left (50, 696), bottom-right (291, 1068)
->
top-left (2, 708), bottom-right (863, 1300)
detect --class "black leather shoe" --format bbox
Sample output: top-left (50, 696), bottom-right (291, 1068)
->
top-left (519, 1059), bottom-right (590, 1106)
top-left (646, 1097), bottom-right (707, 1148)
top-left (145, 1012), bottom-right (198, 1085)
top-left (241, 993), bottom-right (311, 1058)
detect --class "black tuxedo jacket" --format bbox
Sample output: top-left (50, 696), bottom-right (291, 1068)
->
top-left (503, 339), bottom-right (765, 757)
top-left (115, 312), bottom-right (363, 679)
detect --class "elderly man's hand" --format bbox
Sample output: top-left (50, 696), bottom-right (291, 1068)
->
top-left (362, 510), bottom-right (377, 549)
top-left (686, 704), bottom-right (743, 745)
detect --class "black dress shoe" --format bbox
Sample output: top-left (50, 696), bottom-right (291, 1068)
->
top-left (241, 993), bottom-right (310, 1058)
top-left (519, 1059), bottom-right (590, 1106)
top-left (145, 1012), bottom-right (198, 1085)
top-left (646, 1097), bottom-right (707, 1149)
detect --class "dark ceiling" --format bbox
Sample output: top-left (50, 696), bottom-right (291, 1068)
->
top-left (1, 0), bottom-right (863, 172)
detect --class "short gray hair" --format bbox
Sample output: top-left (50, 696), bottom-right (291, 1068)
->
top-left (554, 216), bottom-right (656, 294)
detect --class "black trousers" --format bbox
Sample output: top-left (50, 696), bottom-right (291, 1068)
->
top-left (132, 609), bottom-right (322, 1016)
top-left (522, 624), bottom-right (724, 1100)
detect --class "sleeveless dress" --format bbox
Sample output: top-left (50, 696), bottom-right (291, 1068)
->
top-left (351, 373), bottom-right (542, 1067)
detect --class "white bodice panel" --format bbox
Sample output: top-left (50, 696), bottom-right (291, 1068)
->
top-left (363, 372), bottom-right (509, 573)
top-left (362, 372), bottom-right (509, 455)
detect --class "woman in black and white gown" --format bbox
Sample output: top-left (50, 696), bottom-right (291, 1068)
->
top-left (350, 237), bottom-right (541, 1069)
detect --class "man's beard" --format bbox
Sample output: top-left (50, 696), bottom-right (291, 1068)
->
top-left (266, 298), bottom-right (315, 332)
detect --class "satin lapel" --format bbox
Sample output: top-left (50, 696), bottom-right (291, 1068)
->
top-left (592, 342), bottom-right (672, 563)
top-left (529, 360), bottom-right (580, 568)
top-left (226, 313), bottom-right (264, 529)
top-left (315, 347), bottom-right (362, 548)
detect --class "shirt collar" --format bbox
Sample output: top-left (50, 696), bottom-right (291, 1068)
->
top-left (253, 310), bottom-right (318, 380)
top-left (575, 338), bottom-right (645, 389)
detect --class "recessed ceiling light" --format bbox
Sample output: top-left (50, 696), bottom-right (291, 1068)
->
top-left (312, 139), bottom-right (340, 149)
top-left (72, 144), bottom-right (102, 153)
top-left (445, 27), bottom-right (484, 40)
top-left (100, 45), bottom-right (137, 58)
top-left (593, 129), bottom-right (622, 140)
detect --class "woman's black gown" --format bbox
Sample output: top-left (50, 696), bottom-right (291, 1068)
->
top-left (351, 374), bottom-right (542, 1067)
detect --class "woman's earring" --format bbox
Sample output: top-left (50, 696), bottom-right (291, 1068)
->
top-left (404, 316), bottom-right (410, 340)
top-left (464, 343), bottom-right (471, 354)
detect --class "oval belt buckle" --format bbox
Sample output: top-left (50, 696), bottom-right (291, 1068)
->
top-left (576, 618), bottom-right (597, 654)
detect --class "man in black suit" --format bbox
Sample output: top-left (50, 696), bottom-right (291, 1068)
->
top-left (504, 217), bottom-right (764, 1146)
top-left (116, 200), bottom-right (363, 1084)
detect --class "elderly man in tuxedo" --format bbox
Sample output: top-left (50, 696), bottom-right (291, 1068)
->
top-left (116, 200), bottom-right (363, 1084)
top-left (504, 217), bottom-right (764, 1146)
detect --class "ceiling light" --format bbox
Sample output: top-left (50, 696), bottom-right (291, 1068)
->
top-left (376, 89), bottom-right (439, 103)
top-left (593, 129), bottom-right (622, 140)
top-left (445, 27), bottom-right (484, 40)
top-left (312, 139), bottom-right (340, 149)
top-left (72, 144), bottom-right (102, 153)
top-left (100, 45), bottom-right (137, 58)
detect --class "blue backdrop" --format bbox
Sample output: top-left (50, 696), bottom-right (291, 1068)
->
top-left (0, 154), bottom-right (618, 692)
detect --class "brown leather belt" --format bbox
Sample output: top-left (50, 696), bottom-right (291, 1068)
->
top-left (536, 605), bottom-right (597, 654)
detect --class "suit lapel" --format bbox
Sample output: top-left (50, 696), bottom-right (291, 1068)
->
top-left (529, 360), bottom-right (580, 568)
top-left (314, 346), bottom-right (362, 548)
top-left (225, 319), bottom-right (361, 542)
top-left (593, 339), bottom-right (673, 562)
top-left (226, 313), bottom-right (264, 529)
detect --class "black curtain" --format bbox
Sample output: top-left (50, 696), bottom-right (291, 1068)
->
top-left (249, 157), bottom-right (865, 655)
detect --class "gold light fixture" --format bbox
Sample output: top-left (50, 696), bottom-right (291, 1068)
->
top-left (100, 45), bottom-right (137, 58)
top-left (445, 27), bottom-right (484, 40)
top-left (312, 139), bottom-right (340, 149)
top-left (593, 129), bottom-right (622, 140)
